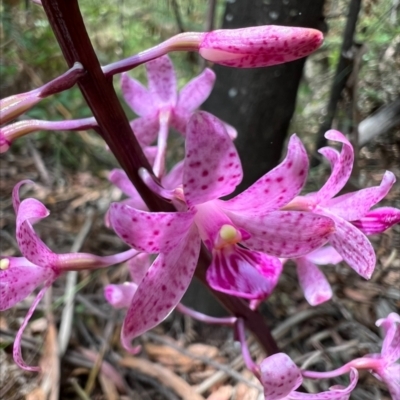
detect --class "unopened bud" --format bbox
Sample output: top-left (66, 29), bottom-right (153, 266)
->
top-left (199, 25), bottom-right (323, 68)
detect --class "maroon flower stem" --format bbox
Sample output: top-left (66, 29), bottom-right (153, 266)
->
top-left (40, 0), bottom-right (280, 356)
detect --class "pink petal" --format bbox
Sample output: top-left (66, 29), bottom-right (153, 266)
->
top-left (127, 253), bottom-right (151, 284)
top-left (183, 111), bottom-right (242, 206)
top-left (206, 245), bottom-right (282, 300)
top-left (162, 160), bottom-right (184, 190)
top-left (130, 114), bottom-right (159, 146)
top-left (289, 369), bottom-right (358, 399)
top-left (109, 203), bottom-right (196, 253)
top-left (121, 225), bottom-right (200, 351)
top-left (170, 108), bottom-right (189, 135)
top-left (13, 283), bottom-right (51, 371)
top-left (327, 213), bottom-right (375, 279)
top-left (260, 353), bottom-right (303, 399)
top-left (376, 313), bottom-right (400, 365)
top-left (222, 121), bottom-right (238, 140)
top-left (228, 211), bottom-right (334, 258)
top-left (15, 198), bottom-right (58, 267)
top-left (305, 246), bottom-right (343, 265)
top-left (146, 55), bottom-right (177, 107)
top-left (324, 171), bottom-right (396, 221)
top-left (176, 68), bottom-right (215, 113)
top-left (295, 257), bottom-right (332, 306)
top-left (199, 26), bottom-right (323, 68)
top-left (352, 207), bottom-right (400, 235)
top-left (223, 135), bottom-right (308, 214)
top-left (314, 130), bottom-right (353, 203)
top-left (120, 73), bottom-right (154, 116)
top-left (104, 283), bottom-right (138, 309)
top-left (0, 257), bottom-right (56, 310)
top-left (380, 363), bottom-right (400, 400)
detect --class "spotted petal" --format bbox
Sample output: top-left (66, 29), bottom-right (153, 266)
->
top-left (121, 73), bottom-right (154, 116)
top-left (130, 114), bottom-right (160, 145)
top-left (228, 211), bottom-right (334, 258)
top-left (352, 207), bottom-right (400, 235)
top-left (15, 195), bottom-right (57, 267)
top-left (183, 111), bottom-right (242, 206)
top-left (223, 135), bottom-right (308, 215)
top-left (327, 213), bottom-right (375, 279)
top-left (314, 130), bottom-right (353, 203)
top-left (324, 171), bottom-right (396, 221)
top-left (295, 257), bottom-right (332, 306)
top-left (128, 253), bottom-right (151, 284)
top-left (121, 225), bottom-right (200, 351)
top-left (176, 68), bottom-right (215, 113)
top-left (109, 203), bottom-right (196, 253)
top-left (260, 353), bottom-right (303, 400)
top-left (207, 246), bottom-right (282, 300)
top-left (0, 257), bottom-right (56, 310)
top-left (146, 55), bottom-right (177, 107)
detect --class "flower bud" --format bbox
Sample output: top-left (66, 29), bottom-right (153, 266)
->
top-left (199, 25), bottom-right (323, 68)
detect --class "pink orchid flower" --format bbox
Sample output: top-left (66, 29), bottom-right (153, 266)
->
top-left (302, 313), bottom-right (400, 399)
top-left (121, 55), bottom-right (236, 176)
top-left (0, 181), bottom-right (137, 371)
top-left (260, 353), bottom-right (358, 400)
top-left (284, 130), bottom-right (396, 280)
top-left (108, 111), bottom-right (334, 352)
top-left (291, 245), bottom-right (342, 306)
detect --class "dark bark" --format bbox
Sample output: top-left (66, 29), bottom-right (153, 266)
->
top-left (202, 0), bottom-right (326, 192)
top-left (311, 0), bottom-right (362, 166)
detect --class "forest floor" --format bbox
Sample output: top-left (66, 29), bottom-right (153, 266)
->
top-left (0, 128), bottom-right (399, 400)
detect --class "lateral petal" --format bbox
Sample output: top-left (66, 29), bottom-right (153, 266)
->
top-left (0, 257), bottom-right (55, 310)
top-left (328, 213), bottom-right (375, 279)
top-left (121, 225), bottom-right (200, 351)
top-left (183, 111), bottom-right (242, 206)
top-left (15, 198), bottom-right (57, 267)
top-left (223, 135), bottom-right (308, 214)
top-left (121, 73), bottom-right (154, 116)
top-left (109, 203), bottom-right (196, 253)
top-left (305, 246), bottom-right (342, 265)
top-left (130, 114), bottom-right (160, 146)
top-left (324, 171), bottom-right (396, 221)
top-left (104, 282), bottom-right (138, 309)
top-left (176, 68), bottom-right (215, 112)
top-left (228, 211), bottom-right (334, 258)
top-left (352, 207), bottom-right (400, 235)
top-left (260, 353), bottom-right (303, 400)
top-left (295, 257), bottom-right (332, 306)
top-left (314, 130), bottom-right (353, 203)
top-left (127, 253), bottom-right (151, 284)
top-left (206, 246), bottom-right (282, 300)
top-left (146, 55), bottom-right (177, 107)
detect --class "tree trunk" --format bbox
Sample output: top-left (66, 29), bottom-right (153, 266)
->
top-left (203, 0), bottom-right (326, 192)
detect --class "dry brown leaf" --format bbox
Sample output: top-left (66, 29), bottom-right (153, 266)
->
top-left (144, 342), bottom-right (220, 373)
top-left (234, 370), bottom-right (262, 400)
top-left (39, 322), bottom-right (60, 400)
top-left (25, 387), bottom-right (46, 400)
top-left (99, 373), bottom-right (119, 400)
top-left (119, 356), bottom-right (205, 400)
top-left (343, 288), bottom-right (375, 302)
top-left (207, 385), bottom-right (233, 400)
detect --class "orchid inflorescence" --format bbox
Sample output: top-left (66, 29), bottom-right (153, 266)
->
top-left (1, 6), bottom-right (399, 399)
